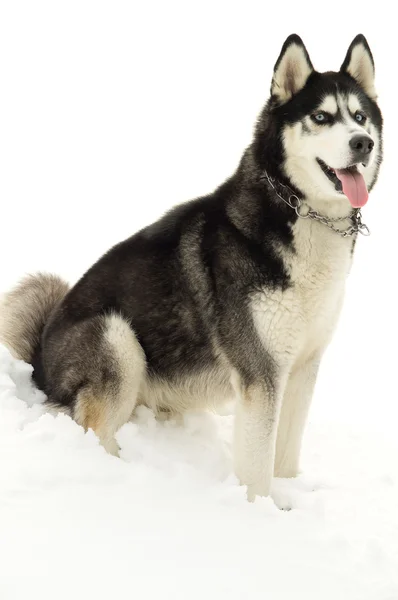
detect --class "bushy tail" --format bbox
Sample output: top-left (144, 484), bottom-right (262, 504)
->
top-left (0, 273), bottom-right (69, 363)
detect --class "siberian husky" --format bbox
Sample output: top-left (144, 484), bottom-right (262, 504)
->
top-left (0, 34), bottom-right (383, 500)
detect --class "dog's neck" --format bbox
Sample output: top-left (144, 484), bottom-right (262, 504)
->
top-left (230, 149), bottom-right (369, 242)
top-left (256, 160), bottom-right (355, 223)
top-left (296, 185), bottom-right (355, 221)
top-left (242, 144), bottom-right (357, 221)
top-left (265, 171), bottom-right (355, 222)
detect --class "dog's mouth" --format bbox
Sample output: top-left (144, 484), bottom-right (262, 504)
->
top-left (317, 158), bottom-right (368, 208)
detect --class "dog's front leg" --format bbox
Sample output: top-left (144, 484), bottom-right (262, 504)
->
top-left (234, 377), bottom-right (284, 501)
top-left (274, 353), bottom-right (321, 478)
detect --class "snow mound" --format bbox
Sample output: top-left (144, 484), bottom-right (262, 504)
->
top-left (1, 344), bottom-right (397, 600)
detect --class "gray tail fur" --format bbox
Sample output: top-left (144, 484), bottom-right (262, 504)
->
top-left (0, 273), bottom-right (69, 363)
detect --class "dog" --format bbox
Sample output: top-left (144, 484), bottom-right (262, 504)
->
top-left (0, 34), bottom-right (383, 500)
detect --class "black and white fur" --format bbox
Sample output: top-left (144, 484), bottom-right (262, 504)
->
top-left (0, 35), bottom-right (383, 500)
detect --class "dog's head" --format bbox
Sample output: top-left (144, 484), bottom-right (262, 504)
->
top-left (256, 35), bottom-right (383, 211)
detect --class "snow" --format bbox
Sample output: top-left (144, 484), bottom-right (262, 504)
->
top-left (1, 345), bottom-right (398, 600)
top-left (1, 1), bottom-right (398, 598)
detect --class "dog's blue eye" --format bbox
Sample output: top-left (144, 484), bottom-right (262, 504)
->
top-left (312, 112), bottom-right (329, 124)
top-left (355, 111), bottom-right (367, 123)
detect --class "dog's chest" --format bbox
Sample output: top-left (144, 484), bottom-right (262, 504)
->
top-left (252, 221), bottom-right (354, 365)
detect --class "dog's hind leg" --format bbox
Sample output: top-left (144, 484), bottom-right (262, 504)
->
top-left (71, 313), bottom-right (146, 455)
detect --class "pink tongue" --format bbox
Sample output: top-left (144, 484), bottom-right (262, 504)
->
top-left (334, 168), bottom-right (368, 208)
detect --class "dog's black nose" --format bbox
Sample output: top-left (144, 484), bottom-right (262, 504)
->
top-left (349, 135), bottom-right (374, 160)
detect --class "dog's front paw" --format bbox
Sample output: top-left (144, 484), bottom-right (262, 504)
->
top-left (245, 481), bottom-right (272, 502)
top-left (271, 475), bottom-right (323, 510)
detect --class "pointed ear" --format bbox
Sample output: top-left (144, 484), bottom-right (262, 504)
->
top-left (271, 34), bottom-right (314, 104)
top-left (340, 34), bottom-right (376, 99)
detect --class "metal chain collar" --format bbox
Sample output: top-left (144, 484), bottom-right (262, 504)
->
top-left (261, 170), bottom-right (370, 238)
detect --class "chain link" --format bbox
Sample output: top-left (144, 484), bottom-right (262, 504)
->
top-left (260, 171), bottom-right (370, 238)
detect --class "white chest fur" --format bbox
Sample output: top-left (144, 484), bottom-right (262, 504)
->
top-left (251, 219), bottom-right (354, 369)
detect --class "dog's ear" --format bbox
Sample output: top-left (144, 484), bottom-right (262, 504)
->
top-left (340, 34), bottom-right (376, 99)
top-left (271, 34), bottom-right (314, 104)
